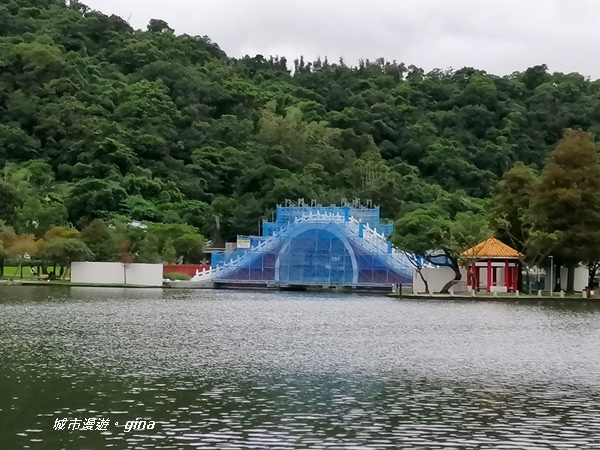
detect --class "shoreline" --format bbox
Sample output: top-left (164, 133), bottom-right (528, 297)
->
top-left (389, 293), bottom-right (600, 301)
top-left (0, 280), bottom-right (158, 289)
top-left (2, 281), bottom-right (599, 301)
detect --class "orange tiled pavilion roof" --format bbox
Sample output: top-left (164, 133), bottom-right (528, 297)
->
top-left (461, 237), bottom-right (522, 259)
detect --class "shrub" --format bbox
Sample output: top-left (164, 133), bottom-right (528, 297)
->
top-left (163, 272), bottom-right (191, 281)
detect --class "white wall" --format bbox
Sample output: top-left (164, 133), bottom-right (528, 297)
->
top-left (544, 266), bottom-right (588, 292)
top-left (71, 262), bottom-right (163, 287)
top-left (413, 267), bottom-right (468, 294)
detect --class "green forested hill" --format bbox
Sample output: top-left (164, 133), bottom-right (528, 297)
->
top-left (1, 0), bottom-right (599, 242)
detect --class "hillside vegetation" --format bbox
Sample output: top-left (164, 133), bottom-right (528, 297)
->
top-left (1, 0), bottom-right (599, 258)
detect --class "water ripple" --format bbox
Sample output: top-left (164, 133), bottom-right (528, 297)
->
top-left (1, 287), bottom-right (600, 448)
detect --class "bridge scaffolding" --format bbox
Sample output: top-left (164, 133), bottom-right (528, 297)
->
top-left (193, 201), bottom-right (412, 289)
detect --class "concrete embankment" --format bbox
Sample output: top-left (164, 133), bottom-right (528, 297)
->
top-left (389, 293), bottom-right (599, 301)
top-left (163, 281), bottom-right (214, 289)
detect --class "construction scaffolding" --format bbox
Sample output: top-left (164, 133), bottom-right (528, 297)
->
top-left (205, 201), bottom-right (413, 288)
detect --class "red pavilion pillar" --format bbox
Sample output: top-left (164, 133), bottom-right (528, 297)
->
top-left (467, 263), bottom-right (474, 290)
top-left (467, 265), bottom-right (472, 289)
top-left (504, 260), bottom-right (510, 292)
top-left (487, 259), bottom-right (492, 292)
top-left (512, 264), bottom-right (519, 292)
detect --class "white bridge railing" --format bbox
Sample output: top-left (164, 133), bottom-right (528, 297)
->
top-left (345, 217), bottom-right (412, 275)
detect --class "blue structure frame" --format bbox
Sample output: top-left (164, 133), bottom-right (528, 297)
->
top-left (211, 205), bottom-right (412, 288)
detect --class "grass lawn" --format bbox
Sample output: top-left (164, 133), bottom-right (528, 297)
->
top-left (1, 266), bottom-right (27, 279)
top-left (1, 265), bottom-right (67, 280)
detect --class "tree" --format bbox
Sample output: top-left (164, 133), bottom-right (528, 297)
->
top-left (532, 130), bottom-right (600, 293)
top-left (40, 226), bottom-right (91, 278)
top-left (491, 162), bottom-right (561, 292)
top-left (492, 162), bottom-right (538, 251)
top-left (42, 238), bottom-right (94, 279)
top-left (0, 123), bottom-right (40, 162)
top-left (119, 240), bottom-right (134, 285)
top-left (44, 226), bottom-right (79, 240)
top-left (161, 239), bottom-right (177, 264)
top-left (391, 205), bottom-right (491, 293)
top-left (80, 219), bottom-right (120, 262)
top-left (0, 241), bottom-right (8, 278)
top-left (8, 234), bottom-right (40, 280)
top-left (0, 226), bottom-right (16, 278)
top-left (174, 234), bottom-right (206, 264)
top-left (389, 209), bottom-right (438, 294)
top-left (147, 19), bottom-right (174, 34)
top-left (405, 253), bottom-right (431, 295)
top-left (65, 179), bottom-right (128, 227)
top-left (0, 181), bottom-right (22, 223)
top-left (452, 211), bottom-right (494, 288)
top-left (14, 197), bottom-right (68, 237)
top-left (493, 213), bottom-right (561, 293)
top-left (587, 259), bottom-right (600, 292)
top-left (135, 233), bottom-right (161, 263)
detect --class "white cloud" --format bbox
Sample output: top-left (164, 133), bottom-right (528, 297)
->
top-left (84, 0), bottom-right (600, 78)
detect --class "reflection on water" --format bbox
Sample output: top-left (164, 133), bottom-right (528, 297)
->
top-left (1, 287), bottom-right (600, 448)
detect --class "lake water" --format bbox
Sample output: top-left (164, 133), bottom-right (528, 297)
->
top-left (1, 287), bottom-right (600, 449)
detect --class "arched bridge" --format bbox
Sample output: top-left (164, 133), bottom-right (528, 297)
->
top-left (192, 205), bottom-right (413, 289)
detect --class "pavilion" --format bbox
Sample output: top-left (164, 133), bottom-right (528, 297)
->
top-left (462, 237), bottom-right (522, 293)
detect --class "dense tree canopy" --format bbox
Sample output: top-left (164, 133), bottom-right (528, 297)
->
top-left (490, 130), bottom-right (600, 293)
top-left (2, 0), bottom-right (600, 258)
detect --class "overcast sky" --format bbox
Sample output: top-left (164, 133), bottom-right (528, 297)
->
top-left (84, 0), bottom-right (600, 78)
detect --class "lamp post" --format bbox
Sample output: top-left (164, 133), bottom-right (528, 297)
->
top-left (550, 255), bottom-right (554, 297)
